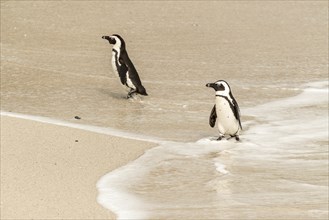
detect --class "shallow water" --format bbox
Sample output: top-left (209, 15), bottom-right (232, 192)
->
top-left (97, 81), bottom-right (329, 219)
top-left (1, 1), bottom-right (328, 142)
top-left (1, 1), bottom-right (328, 219)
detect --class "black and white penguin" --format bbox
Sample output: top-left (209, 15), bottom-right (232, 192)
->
top-left (206, 80), bottom-right (242, 141)
top-left (102, 34), bottom-right (148, 98)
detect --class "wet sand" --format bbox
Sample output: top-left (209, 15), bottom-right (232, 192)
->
top-left (0, 115), bottom-right (155, 219)
top-left (1, 1), bottom-right (327, 141)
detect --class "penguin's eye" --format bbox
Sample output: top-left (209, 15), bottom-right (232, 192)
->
top-left (218, 84), bottom-right (225, 91)
top-left (109, 38), bottom-right (116, 44)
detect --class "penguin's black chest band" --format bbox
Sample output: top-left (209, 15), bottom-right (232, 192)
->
top-left (215, 94), bottom-right (235, 110)
top-left (216, 95), bottom-right (233, 104)
top-left (216, 95), bottom-right (232, 101)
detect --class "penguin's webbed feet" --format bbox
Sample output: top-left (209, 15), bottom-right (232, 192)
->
top-left (217, 135), bottom-right (240, 141)
top-left (229, 135), bottom-right (240, 141)
top-left (217, 135), bottom-right (224, 141)
top-left (127, 90), bottom-right (135, 99)
top-left (127, 90), bottom-right (138, 99)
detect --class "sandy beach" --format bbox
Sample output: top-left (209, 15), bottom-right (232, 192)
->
top-left (0, 115), bottom-right (155, 219)
top-left (1, 1), bottom-right (327, 219)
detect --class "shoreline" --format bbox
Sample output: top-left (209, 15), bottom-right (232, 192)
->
top-left (0, 114), bottom-right (157, 219)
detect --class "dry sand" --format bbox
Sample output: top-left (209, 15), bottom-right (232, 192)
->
top-left (0, 115), bottom-right (156, 219)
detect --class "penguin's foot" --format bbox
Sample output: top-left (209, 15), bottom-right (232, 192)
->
top-left (127, 92), bottom-right (141, 100)
top-left (217, 136), bottom-right (224, 141)
top-left (126, 93), bottom-right (135, 99)
top-left (127, 89), bottom-right (137, 99)
top-left (229, 135), bottom-right (240, 141)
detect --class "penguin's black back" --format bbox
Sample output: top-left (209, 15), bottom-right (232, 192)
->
top-left (120, 49), bottom-right (148, 96)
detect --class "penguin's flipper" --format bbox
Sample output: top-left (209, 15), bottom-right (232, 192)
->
top-left (209, 105), bottom-right (217, 128)
top-left (112, 49), bottom-right (128, 84)
top-left (232, 97), bottom-right (242, 130)
top-left (118, 58), bottom-right (128, 85)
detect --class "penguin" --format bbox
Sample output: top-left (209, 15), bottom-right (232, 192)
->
top-left (206, 80), bottom-right (242, 141)
top-left (102, 34), bottom-right (148, 98)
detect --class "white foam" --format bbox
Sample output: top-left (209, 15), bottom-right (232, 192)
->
top-left (245, 80), bottom-right (328, 118)
top-left (96, 81), bottom-right (328, 219)
top-left (215, 163), bottom-right (230, 175)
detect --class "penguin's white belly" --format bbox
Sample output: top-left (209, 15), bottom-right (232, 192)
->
top-left (215, 97), bottom-right (240, 136)
top-left (111, 52), bottom-right (120, 78)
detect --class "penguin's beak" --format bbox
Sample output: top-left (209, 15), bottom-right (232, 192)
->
top-left (102, 36), bottom-right (116, 44)
top-left (206, 83), bottom-right (216, 89)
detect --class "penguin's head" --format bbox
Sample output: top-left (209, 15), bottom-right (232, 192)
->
top-left (102, 34), bottom-right (126, 50)
top-left (206, 80), bottom-right (231, 95)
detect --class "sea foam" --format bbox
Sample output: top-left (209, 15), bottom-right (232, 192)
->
top-left (97, 81), bottom-right (328, 219)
